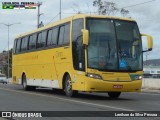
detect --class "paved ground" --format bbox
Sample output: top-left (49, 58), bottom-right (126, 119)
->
top-left (0, 83), bottom-right (160, 120)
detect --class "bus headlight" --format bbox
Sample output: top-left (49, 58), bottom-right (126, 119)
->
top-left (130, 74), bottom-right (142, 80)
top-left (86, 73), bottom-right (102, 79)
top-left (138, 75), bottom-right (143, 80)
top-left (135, 75), bottom-right (143, 80)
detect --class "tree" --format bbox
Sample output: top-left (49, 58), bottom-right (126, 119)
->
top-left (2, 49), bottom-right (12, 78)
top-left (93, 0), bottom-right (129, 17)
top-left (104, 1), bottom-right (119, 15)
top-left (120, 8), bottom-right (129, 17)
top-left (93, 0), bottom-right (104, 15)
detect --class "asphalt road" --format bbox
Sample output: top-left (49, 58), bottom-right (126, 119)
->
top-left (0, 83), bottom-right (160, 120)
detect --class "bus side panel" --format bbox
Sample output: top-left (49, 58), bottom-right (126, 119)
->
top-left (54, 46), bottom-right (85, 91)
top-left (24, 50), bottom-right (59, 88)
top-left (12, 55), bottom-right (24, 84)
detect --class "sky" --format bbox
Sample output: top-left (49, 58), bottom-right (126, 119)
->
top-left (0, 0), bottom-right (159, 60)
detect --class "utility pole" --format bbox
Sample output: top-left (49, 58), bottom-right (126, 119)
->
top-left (0, 23), bottom-right (20, 79)
top-left (60, 0), bottom-right (61, 20)
top-left (37, 2), bottom-right (43, 28)
top-left (7, 25), bottom-right (9, 79)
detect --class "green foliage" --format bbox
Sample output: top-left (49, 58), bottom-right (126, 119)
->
top-left (93, 0), bottom-right (129, 17)
top-left (120, 8), bottom-right (130, 17)
top-left (0, 49), bottom-right (12, 78)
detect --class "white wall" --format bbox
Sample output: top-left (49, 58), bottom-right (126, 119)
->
top-left (142, 78), bottom-right (160, 89)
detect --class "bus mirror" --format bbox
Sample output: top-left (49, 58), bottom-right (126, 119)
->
top-left (82, 29), bottom-right (89, 46)
top-left (141, 34), bottom-right (153, 52)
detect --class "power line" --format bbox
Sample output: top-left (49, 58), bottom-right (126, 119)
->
top-left (46, 13), bottom-right (60, 25)
top-left (63, 0), bottom-right (157, 15)
top-left (47, 0), bottom-right (62, 25)
top-left (121, 0), bottom-right (156, 9)
top-left (60, 0), bottom-right (62, 20)
top-left (62, 11), bottom-right (96, 14)
top-left (62, 12), bottom-right (75, 14)
top-left (46, 9), bottom-right (76, 25)
top-left (46, 0), bottom-right (157, 24)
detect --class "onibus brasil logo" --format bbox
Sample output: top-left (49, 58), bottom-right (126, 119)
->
top-left (2, 2), bottom-right (38, 9)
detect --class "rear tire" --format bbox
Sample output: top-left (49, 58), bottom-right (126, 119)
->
top-left (64, 74), bottom-right (78, 97)
top-left (22, 74), bottom-right (36, 91)
top-left (108, 92), bottom-right (121, 99)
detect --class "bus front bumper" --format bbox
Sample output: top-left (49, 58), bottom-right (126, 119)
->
top-left (84, 78), bottom-right (142, 92)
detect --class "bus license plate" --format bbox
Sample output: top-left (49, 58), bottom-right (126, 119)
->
top-left (113, 85), bottom-right (123, 89)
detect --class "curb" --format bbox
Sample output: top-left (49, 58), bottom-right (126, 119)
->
top-left (141, 88), bottom-right (160, 94)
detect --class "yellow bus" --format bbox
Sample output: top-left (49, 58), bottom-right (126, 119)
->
top-left (12, 14), bottom-right (153, 98)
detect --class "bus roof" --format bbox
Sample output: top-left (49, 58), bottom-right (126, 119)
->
top-left (15, 14), bottom-right (135, 39)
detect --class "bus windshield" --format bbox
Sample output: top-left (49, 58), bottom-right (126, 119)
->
top-left (87, 18), bottom-right (142, 72)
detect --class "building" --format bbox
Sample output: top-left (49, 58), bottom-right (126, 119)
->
top-left (143, 66), bottom-right (160, 78)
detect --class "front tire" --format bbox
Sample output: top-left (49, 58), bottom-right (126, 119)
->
top-left (108, 92), bottom-right (121, 99)
top-left (64, 75), bottom-right (78, 97)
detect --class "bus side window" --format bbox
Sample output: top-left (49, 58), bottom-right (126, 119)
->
top-left (29, 35), bottom-right (33, 50)
top-left (47, 29), bottom-right (53, 46)
top-left (37, 31), bottom-right (47, 48)
top-left (21, 37), bottom-right (25, 52)
top-left (37, 32), bottom-right (42, 48)
top-left (58, 23), bottom-right (70, 46)
top-left (72, 19), bottom-right (85, 71)
top-left (29, 34), bottom-right (37, 50)
top-left (63, 23), bottom-right (70, 45)
top-left (21, 36), bottom-right (28, 52)
top-left (47, 27), bottom-right (58, 47)
top-left (52, 28), bottom-right (58, 46)
top-left (16, 38), bottom-right (22, 53)
top-left (58, 25), bottom-right (65, 45)
top-left (41, 30), bottom-right (47, 47)
top-left (14, 39), bottom-right (17, 54)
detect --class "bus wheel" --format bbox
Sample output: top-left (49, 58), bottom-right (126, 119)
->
top-left (64, 75), bottom-right (78, 97)
top-left (22, 74), bottom-right (35, 91)
top-left (108, 92), bottom-right (121, 99)
top-left (22, 74), bottom-right (28, 90)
